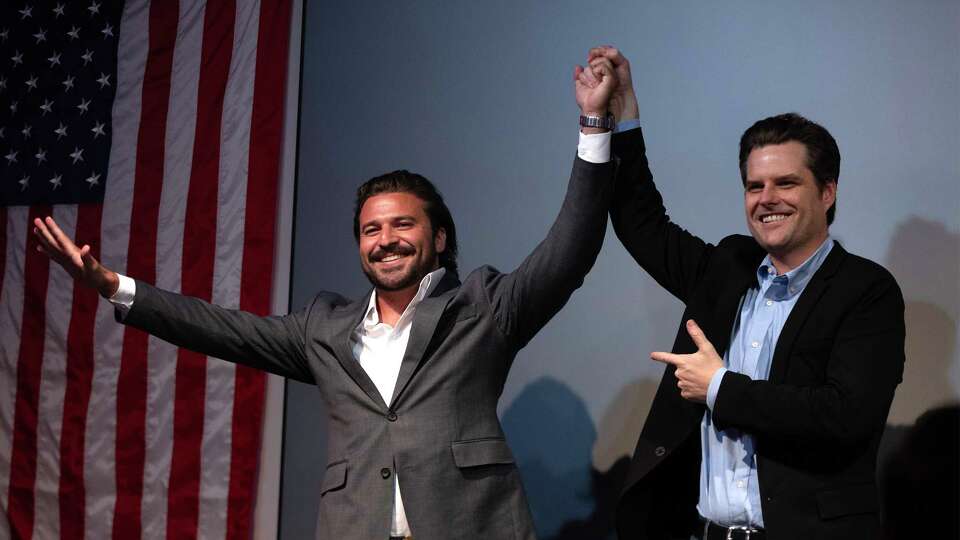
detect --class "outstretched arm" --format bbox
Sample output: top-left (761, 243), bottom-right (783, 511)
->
top-left (33, 216), bottom-right (119, 298)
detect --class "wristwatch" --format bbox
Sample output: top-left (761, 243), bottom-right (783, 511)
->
top-left (579, 113), bottom-right (616, 131)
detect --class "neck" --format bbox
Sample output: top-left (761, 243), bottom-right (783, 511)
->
top-left (768, 233), bottom-right (828, 275)
top-left (375, 285), bottom-right (419, 327)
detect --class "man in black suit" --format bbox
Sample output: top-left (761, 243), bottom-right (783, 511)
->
top-left (582, 47), bottom-right (905, 540)
top-left (33, 57), bottom-right (621, 539)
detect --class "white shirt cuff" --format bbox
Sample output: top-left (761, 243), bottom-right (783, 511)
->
top-left (109, 273), bottom-right (137, 315)
top-left (706, 367), bottom-right (728, 410)
top-left (577, 130), bottom-right (611, 163)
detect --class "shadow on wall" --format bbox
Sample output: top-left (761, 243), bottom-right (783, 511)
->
top-left (502, 377), bottom-right (660, 539)
top-left (883, 217), bottom-right (959, 425)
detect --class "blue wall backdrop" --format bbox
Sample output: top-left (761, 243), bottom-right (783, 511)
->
top-left (283, 1), bottom-right (959, 537)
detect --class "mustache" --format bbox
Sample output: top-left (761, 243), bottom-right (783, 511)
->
top-left (369, 244), bottom-right (415, 262)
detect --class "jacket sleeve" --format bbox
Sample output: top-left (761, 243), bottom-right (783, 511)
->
top-left (120, 280), bottom-right (316, 384)
top-left (481, 155), bottom-right (613, 348)
top-left (609, 128), bottom-right (714, 303)
top-left (711, 269), bottom-right (906, 448)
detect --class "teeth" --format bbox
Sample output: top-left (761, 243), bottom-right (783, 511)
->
top-left (761, 214), bottom-right (788, 224)
top-left (379, 254), bottom-right (404, 262)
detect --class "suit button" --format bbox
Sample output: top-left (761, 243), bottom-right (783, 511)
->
top-left (654, 446), bottom-right (666, 457)
top-left (380, 467), bottom-right (391, 479)
top-left (386, 411), bottom-right (398, 422)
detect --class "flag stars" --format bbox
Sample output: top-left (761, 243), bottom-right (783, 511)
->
top-left (10, 100), bottom-right (18, 114)
top-left (50, 174), bottom-right (63, 189)
top-left (19, 175), bottom-right (30, 191)
top-left (21, 124), bottom-right (32, 139)
top-left (48, 52), bottom-right (61, 67)
top-left (0, 29), bottom-right (8, 42)
top-left (78, 98), bottom-right (91, 114)
top-left (88, 2), bottom-right (101, 16)
top-left (63, 75), bottom-right (75, 91)
top-left (97, 73), bottom-right (111, 88)
top-left (25, 75), bottom-right (38, 91)
top-left (35, 147), bottom-right (47, 164)
top-left (4, 149), bottom-right (17, 164)
top-left (0, 77), bottom-right (6, 90)
top-left (70, 147), bottom-right (84, 164)
top-left (67, 26), bottom-right (80, 40)
top-left (54, 123), bottom-right (68, 139)
top-left (0, 127), bottom-right (5, 139)
top-left (33, 28), bottom-right (47, 44)
top-left (19, 6), bottom-right (33, 19)
top-left (11, 51), bottom-right (24, 67)
top-left (53, 3), bottom-right (66, 17)
top-left (40, 99), bottom-right (53, 115)
top-left (101, 23), bottom-right (114, 39)
top-left (91, 121), bottom-right (106, 138)
top-left (81, 50), bottom-right (93, 65)
top-left (85, 172), bottom-right (101, 187)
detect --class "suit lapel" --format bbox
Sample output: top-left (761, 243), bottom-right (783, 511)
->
top-left (389, 271), bottom-right (460, 406)
top-left (768, 242), bottom-right (846, 383)
top-left (331, 291), bottom-right (390, 411)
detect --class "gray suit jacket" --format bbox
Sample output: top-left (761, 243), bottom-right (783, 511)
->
top-left (119, 156), bottom-right (613, 539)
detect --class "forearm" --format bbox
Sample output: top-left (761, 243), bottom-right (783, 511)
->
top-left (492, 155), bottom-right (614, 346)
top-left (121, 280), bottom-right (314, 383)
top-left (609, 129), bottom-right (712, 302)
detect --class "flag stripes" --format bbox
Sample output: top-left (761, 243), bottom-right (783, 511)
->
top-left (0, 0), bottom-right (292, 537)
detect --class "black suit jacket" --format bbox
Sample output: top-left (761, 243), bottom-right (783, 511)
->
top-left (610, 129), bottom-right (905, 540)
top-left (118, 156), bottom-right (613, 540)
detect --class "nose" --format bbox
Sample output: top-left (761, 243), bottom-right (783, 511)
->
top-left (758, 185), bottom-right (779, 205)
top-left (377, 226), bottom-right (398, 247)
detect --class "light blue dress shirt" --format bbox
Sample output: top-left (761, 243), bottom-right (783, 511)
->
top-left (698, 237), bottom-right (835, 527)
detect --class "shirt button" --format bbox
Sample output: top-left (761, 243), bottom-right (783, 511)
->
top-left (737, 480), bottom-right (745, 488)
top-left (751, 341), bottom-right (760, 348)
top-left (765, 300), bottom-right (773, 306)
top-left (380, 467), bottom-right (391, 479)
top-left (654, 446), bottom-right (666, 457)
top-left (386, 411), bottom-right (398, 422)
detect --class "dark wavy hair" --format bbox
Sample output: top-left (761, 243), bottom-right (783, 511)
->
top-left (739, 113), bottom-right (840, 225)
top-left (353, 170), bottom-right (459, 274)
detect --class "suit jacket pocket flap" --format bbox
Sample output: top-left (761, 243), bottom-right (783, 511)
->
top-left (321, 460), bottom-right (348, 495)
top-left (816, 483), bottom-right (878, 519)
top-left (451, 438), bottom-right (514, 468)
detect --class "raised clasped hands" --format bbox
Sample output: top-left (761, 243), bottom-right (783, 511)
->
top-left (585, 46), bottom-right (639, 124)
top-left (32, 216), bottom-right (119, 298)
top-left (574, 51), bottom-right (618, 127)
top-left (650, 319), bottom-right (724, 403)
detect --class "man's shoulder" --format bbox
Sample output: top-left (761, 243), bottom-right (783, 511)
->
top-left (831, 244), bottom-right (901, 289)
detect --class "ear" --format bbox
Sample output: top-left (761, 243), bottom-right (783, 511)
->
top-left (434, 227), bottom-right (447, 255)
top-left (820, 180), bottom-right (837, 209)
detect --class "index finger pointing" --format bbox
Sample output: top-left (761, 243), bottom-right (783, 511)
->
top-left (650, 351), bottom-right (681, 366)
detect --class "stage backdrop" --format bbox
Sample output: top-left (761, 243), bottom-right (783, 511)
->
top-left (284, 0), bottom-right (959, 537)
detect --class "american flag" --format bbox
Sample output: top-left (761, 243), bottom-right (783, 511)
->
top-left (0, 1), bottom-right (292, 538)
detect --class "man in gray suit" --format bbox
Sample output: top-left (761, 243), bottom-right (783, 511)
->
top-left (33, 56), bottom-right (620, 539)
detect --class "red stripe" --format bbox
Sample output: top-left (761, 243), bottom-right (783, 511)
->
top-left (0, 207), bottom-right (7, 306)
top-left (58, 203), bottom-right (104, 539)
top-left (7, 205), bottom-right (53, 539)
top-left (226, 0), bottom-right (293, 535)
top-left (113, 2), bottom-right (179, 538)
top-left (166, 0), bottom-right (236, 537)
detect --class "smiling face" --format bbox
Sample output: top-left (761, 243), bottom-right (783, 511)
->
top-left (744, 141), bottom-right (836, 271)
top-left (357, 192), bottom-right (446, 292)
